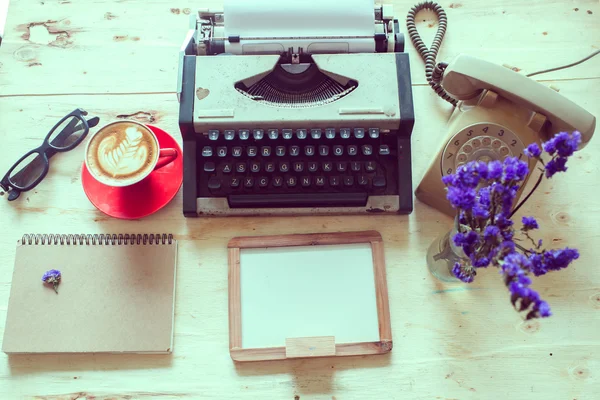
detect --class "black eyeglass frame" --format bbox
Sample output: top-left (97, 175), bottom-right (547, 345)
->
top-left (0, 108), bottom-right (99, 200)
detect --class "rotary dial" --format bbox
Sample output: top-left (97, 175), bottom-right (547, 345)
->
top-left (440, 123), bottom-right (526, 176)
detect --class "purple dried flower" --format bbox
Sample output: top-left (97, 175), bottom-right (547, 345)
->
top-left (543, 131), bottom-right (581, 157)
top-left (522, 216), bottom-right (539, 231)
top-left (484, 225), bottom-right (500, 239)
top-left (500, 253), bottom-right (551, 320)
top-left (528, 247), bottom-right (579, 276)
top-left (446, 186), bottom-right (476, 210)
top-left (524, 143), bottom-right (542, 158)
top-left (42, 269), bottom-right (61, 294)
top-left (545, 156), bottom-right (568, 178)
top-left (502, 157), bottom-right (529, 182)
top-left (487, 160), bottom-right (503, 180)
top-left (452, 262), bottom-right (475, 283)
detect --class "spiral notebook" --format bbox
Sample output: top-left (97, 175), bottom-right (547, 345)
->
top-left (2, 234), bottom-right (177, 354)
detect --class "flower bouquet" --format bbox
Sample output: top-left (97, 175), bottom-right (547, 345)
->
top-left (433, 131), bottom-right (582, 320)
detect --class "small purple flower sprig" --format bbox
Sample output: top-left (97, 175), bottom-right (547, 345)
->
top-left (442, 131), bottom-right (582, 320)
top-left (42, 269), bottom-right (61, 294)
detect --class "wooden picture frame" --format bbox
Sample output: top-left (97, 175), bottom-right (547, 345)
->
top-left (227, 230), bottom-right (392, 362)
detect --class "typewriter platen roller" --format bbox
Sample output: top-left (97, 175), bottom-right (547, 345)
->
top-left (177, 0), bottom-right (415, 217)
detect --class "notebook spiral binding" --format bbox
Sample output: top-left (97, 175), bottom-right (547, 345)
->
top-left (20, 233), bottom-right (174, 246)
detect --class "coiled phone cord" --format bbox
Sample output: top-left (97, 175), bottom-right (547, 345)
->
top-left (406, 1), bottom-right (458, 106)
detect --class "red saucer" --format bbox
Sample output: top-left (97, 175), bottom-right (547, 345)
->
top-left (81, 125), bottom-right (183, 219)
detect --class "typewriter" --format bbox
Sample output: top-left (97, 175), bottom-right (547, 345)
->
top-left (177, 0), bottom-right (415, 217)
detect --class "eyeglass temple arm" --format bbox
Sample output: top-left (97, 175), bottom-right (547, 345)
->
top-left (6, 116), bottom-right (100, 190)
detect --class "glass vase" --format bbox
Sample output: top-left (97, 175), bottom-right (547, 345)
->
top-left (426, 217), bottom-right (466, 282)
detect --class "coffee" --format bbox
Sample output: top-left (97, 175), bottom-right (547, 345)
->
top-left (85, 121), bottom-right (158, 186)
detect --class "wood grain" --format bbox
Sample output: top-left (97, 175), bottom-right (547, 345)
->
top-left (228, 247), bottom-right (241, 351)
top-left (227, 230), bottom-right (382, 248)
top-left (285, 336), bottom-right (336, 359)
top-left (0, 0), bottom-right (598, 398)
top-left (372, 240), bottom-right (393, 342)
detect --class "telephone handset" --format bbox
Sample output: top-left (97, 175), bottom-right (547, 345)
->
top-left (415, 54), bottom-right (597, 216)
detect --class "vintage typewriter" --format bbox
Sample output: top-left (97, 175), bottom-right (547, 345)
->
top-left (177, 0), bottom-right (415, 216)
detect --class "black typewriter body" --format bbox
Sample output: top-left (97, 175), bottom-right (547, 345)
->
top-left (178, 12), bottom-right (415, 217)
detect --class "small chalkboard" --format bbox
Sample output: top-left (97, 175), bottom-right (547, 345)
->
top-left (227, 231), bottom-right (392, 362)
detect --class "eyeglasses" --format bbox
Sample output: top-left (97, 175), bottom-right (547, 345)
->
top-left (0, 108), bottom-right (100, 201)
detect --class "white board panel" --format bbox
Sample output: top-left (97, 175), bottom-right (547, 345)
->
top-left (239, 243), bottom-right (380, 349)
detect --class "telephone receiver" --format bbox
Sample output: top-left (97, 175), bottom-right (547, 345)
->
top-left (415, 54), bottom-right (597, 216)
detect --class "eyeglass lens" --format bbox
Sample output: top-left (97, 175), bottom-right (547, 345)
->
top-left (9, 152), bottom-right (46, 189)
top-left (48, 116), bottom-right (87, 150)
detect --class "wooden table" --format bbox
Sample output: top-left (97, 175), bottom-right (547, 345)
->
top-left (0, 1), bottom-right (598, 398)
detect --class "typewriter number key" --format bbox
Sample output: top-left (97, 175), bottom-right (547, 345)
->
top-left (354, 128), bottom-right (365, 139)
top-left (282, 129), bottom-right (293, 139)
top-left (208, 130), bottom-right (219, 140)
top-left (268, 129), bottom-right (279, 140)
top-left (253, 129), bottom-right (264, 140)
top-left (368, 128), bottom-right (380, 138)
top-left (325, 128), bottom-right (336, 139)
top-left (296, 129), bottom-right (308, 139)
top-left (224, 130), bottom-right (235, 140)
top-left (340, 128), bottom-right (351, 139)
top-left (311, 129), bottom-right (322, 139)
top-left (239, 129), bottom-right (250, 140)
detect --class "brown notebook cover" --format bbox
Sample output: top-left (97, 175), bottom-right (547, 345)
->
top-left (2, 234), bottom-right (177, 354)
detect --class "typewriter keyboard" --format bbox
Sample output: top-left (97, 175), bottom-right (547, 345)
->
top-left (196, 128), bottom-right (400, 208)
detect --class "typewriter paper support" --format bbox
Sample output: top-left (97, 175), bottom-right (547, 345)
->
top-left (177, 0), bottom-right (415, 217)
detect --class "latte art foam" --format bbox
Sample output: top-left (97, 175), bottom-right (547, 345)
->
top-left (86, 122), bottom-right (158, 186)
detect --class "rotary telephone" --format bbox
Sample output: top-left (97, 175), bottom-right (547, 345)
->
top-left (407, 3), bottom-right (597, 216)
